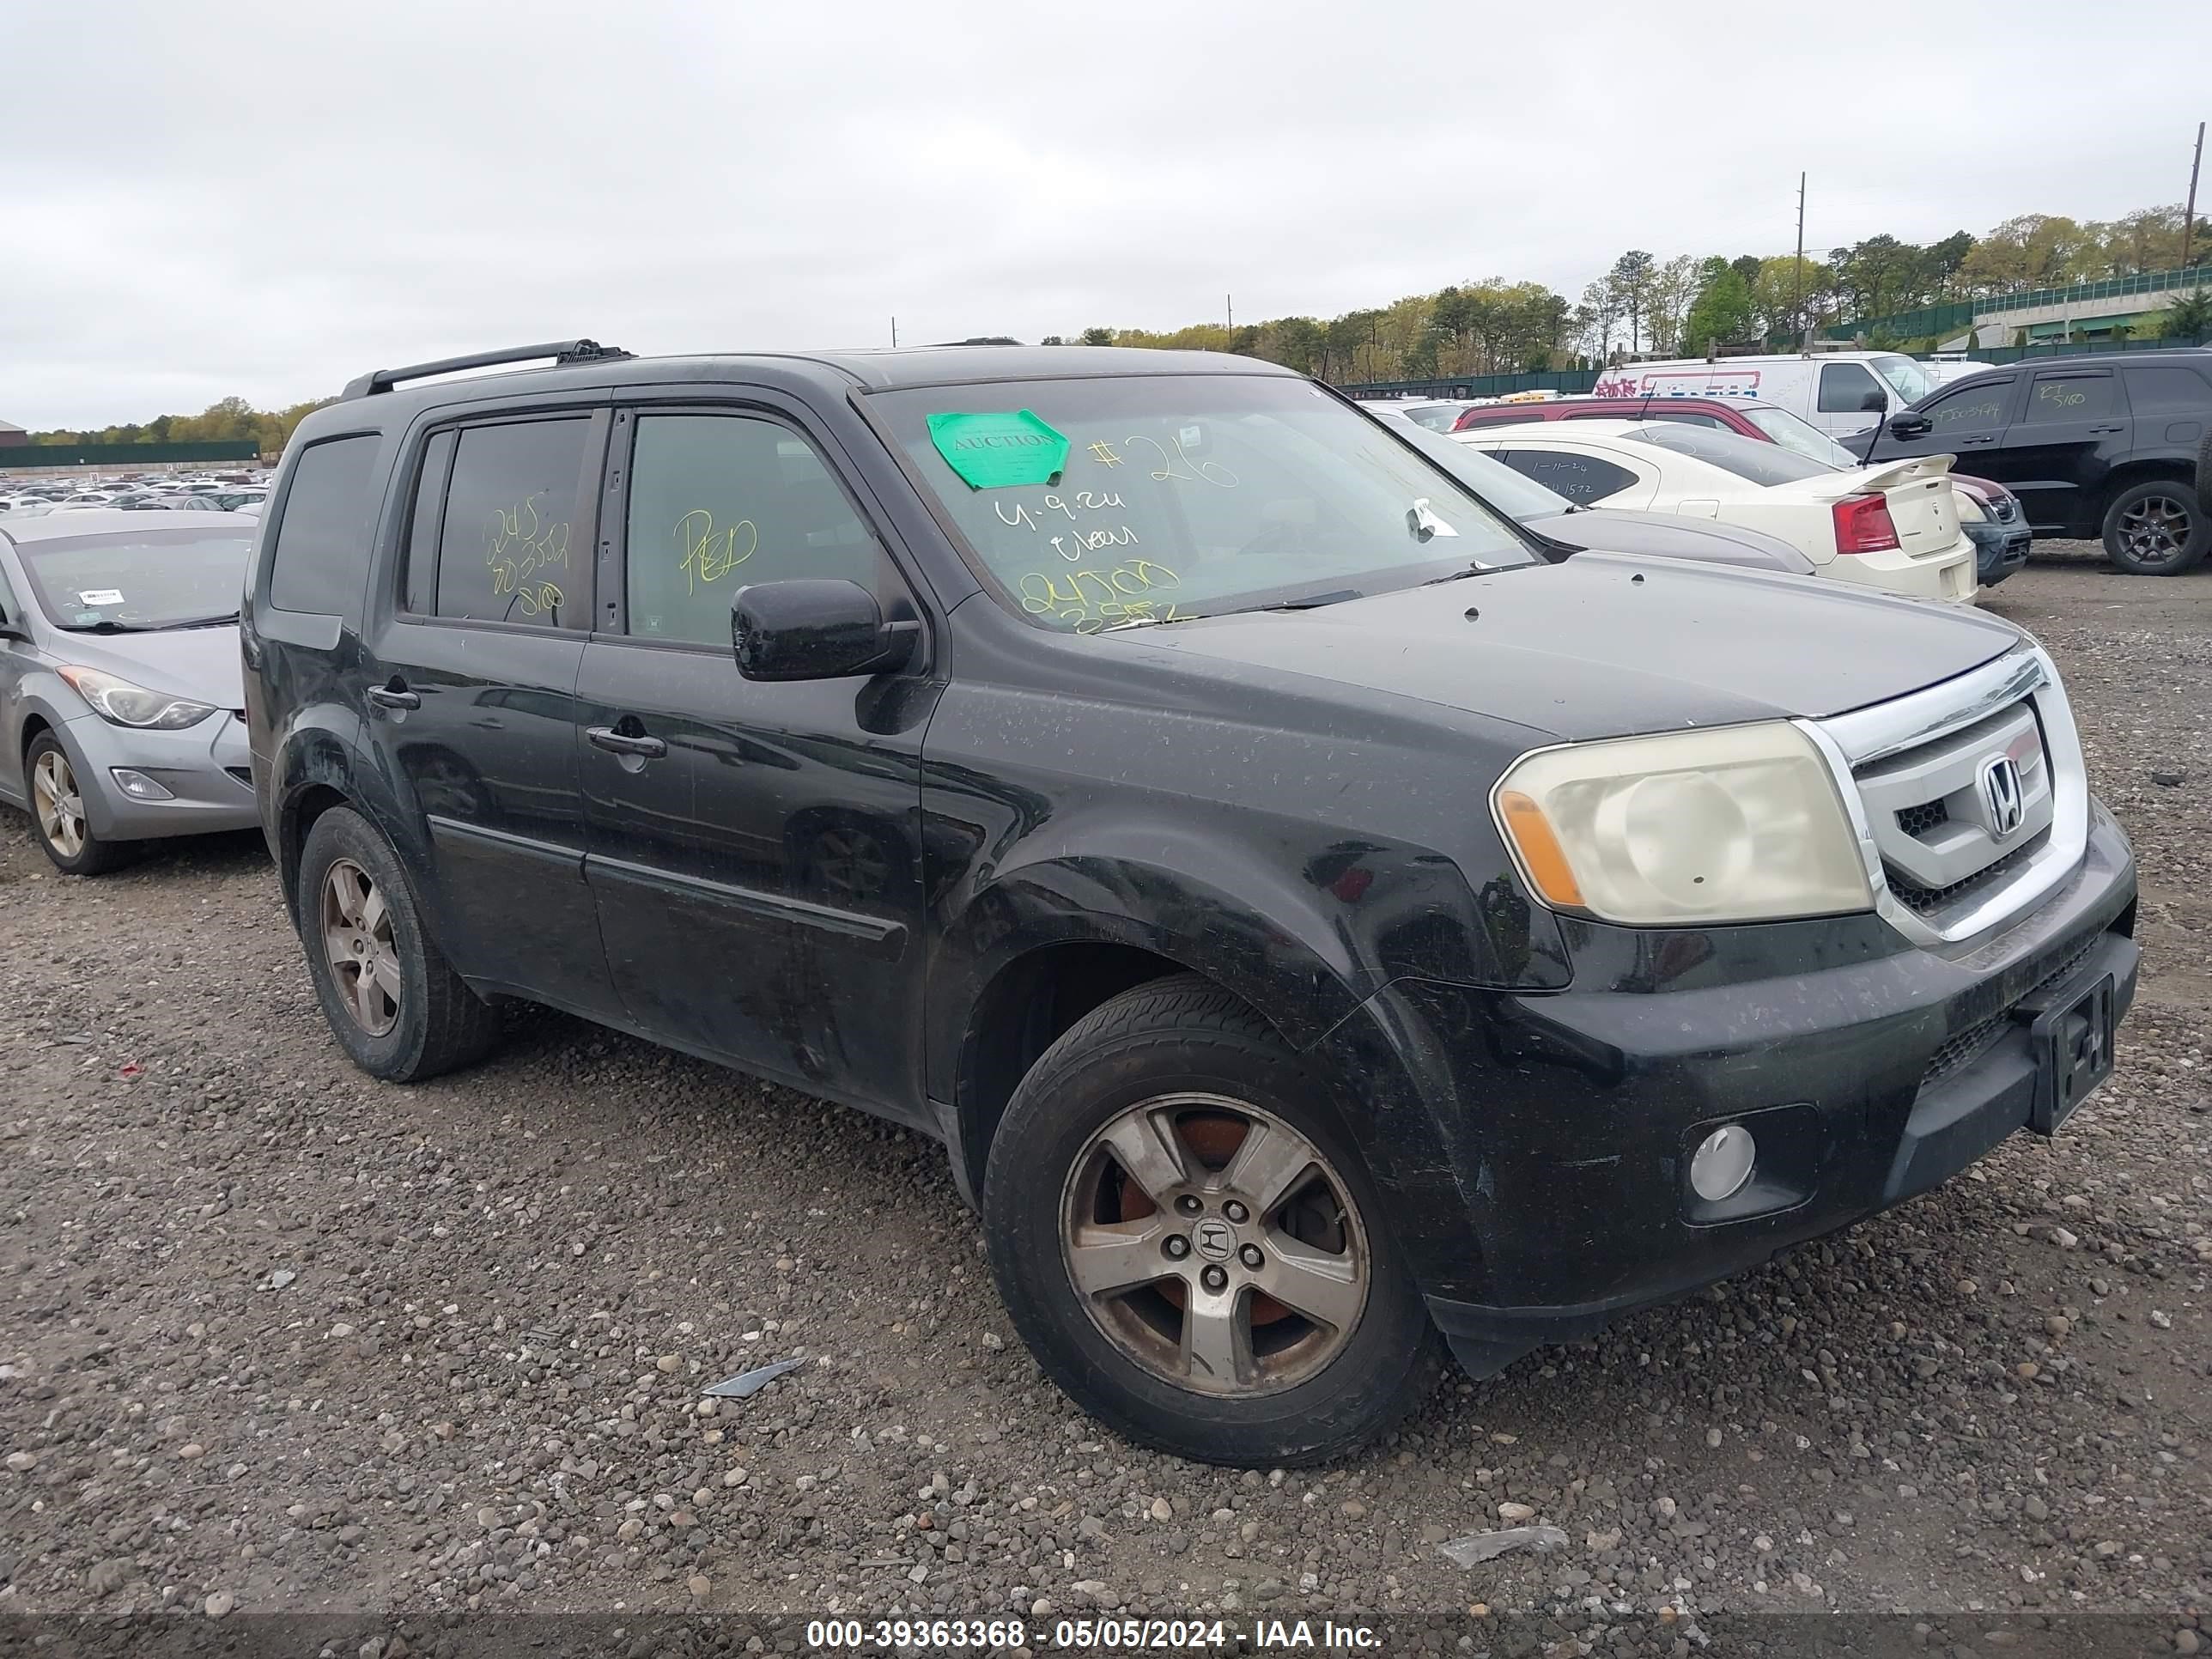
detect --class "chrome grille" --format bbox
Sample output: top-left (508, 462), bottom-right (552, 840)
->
top-left (1808, 648), bottom-right (2091, 947)
top-left (1895, 799), bottom-right (1949, 839)
top-left (1853, 700), bottom-right (2051, 925)
top-left (1886, 841), bottom-right (2036, 916)
top-left (1987, 495), bottom-right (2017, 524)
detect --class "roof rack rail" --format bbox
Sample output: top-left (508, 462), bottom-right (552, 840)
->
top-left (340, 339), bottom-right (634, 400)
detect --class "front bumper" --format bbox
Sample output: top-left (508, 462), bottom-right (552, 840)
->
top-left (63, 709), bottom-right (260, 842)
top-left (1965, 519), bottom-right (2033, 587)
top-left (1403, 807), bottom-right (2136, 1378)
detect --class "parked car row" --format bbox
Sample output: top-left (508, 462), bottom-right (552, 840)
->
top-left (1370, 344), bottom-right (2212, 577)
top-left (3, 342), bottom-right (2141, 1471)
top-left (1448, 393), bottom-right (2030, 589)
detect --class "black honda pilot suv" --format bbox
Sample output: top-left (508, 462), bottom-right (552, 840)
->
top-left (245, 341), bottom-right (2138, 1466)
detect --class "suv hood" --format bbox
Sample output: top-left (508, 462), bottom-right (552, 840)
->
top-left (43, 623), bottom-right (244, 710)
top-left (1127, 553), bottom-right (2020, 740)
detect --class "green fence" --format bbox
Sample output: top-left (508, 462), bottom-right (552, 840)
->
top-left (0, 440), bottom-right (261, 470)
top-left (1822, 264), bottom-right (2212, 343)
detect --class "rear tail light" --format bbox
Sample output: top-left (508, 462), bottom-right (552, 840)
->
top-left (1832, 493), bottom-right (1900, 555)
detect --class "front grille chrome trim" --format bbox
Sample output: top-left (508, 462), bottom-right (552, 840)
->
top-left (1797, 644), bottom-right (2089, 951)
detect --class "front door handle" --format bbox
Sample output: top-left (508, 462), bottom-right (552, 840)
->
top-left (2088, 423), bottom-right (2124, 434)
top-left (368, 682), bottom-right (421, 711)
top-left (586, 725), bottom-right (668, 760)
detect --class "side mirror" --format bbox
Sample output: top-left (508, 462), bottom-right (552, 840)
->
top-left (732, 579), bottom-right (919, 682)
top-left (0, 613), bottom-right (27, 643)
top-left (1888, 410), bottom-right (1933, 440)
top-left (1859, 387), bottom-right (1889, 413)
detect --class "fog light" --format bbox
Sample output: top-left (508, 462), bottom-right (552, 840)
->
top-left (1690, 1124), bottom-right (1756, 1202)
top-left (111, 769), bottom-right (173, 800)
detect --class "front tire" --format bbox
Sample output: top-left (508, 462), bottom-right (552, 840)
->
top-left (2101, 478), bottom-right (2208, 574)
top-left (982, 975), bottom-right (1443, 1466)
top-left (295, 805), bottom-right (501, 1081)
top-left (26, 733), bottom-right (134, 875)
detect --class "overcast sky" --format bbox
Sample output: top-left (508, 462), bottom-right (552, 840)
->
top-left (6, 0), bottom-right (2208, 429)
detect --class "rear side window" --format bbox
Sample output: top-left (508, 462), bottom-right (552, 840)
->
top-left (623, 413), bottom-right (879, 647)
top-left (1620, 423), bottom-right (1833, 486)
top-left (1923, 380), bottom-right (2011, 437)
top-left (2122, 365), bottom-right (2211, 412)
top-left (1495, 449), bottom-right (1638, 505)
top-left (2023, 374), bottom-right (2117, 423)
top-left (1639, 410), bottom-right (1729, 430)
top-left (430, 418), bottom-right (593, 627)
top-left (268, 434), bottom-right (380, 616)
top-left (1816, 362), bottom-right (1883, 414)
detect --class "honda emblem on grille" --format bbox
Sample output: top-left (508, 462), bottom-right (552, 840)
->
top-left (1978, 754), bottom-right (2026, 837)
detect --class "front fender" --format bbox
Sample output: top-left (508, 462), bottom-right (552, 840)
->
top-left (928, 849), bottom-right (1491, 1294)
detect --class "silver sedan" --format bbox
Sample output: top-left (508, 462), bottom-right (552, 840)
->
top-left (0, 510), bottom-right (259, 873)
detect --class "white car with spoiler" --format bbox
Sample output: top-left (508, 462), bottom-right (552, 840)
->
top-left (1454, 419), bottom-right (1978, 603)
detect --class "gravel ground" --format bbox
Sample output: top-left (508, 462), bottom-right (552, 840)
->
top-left (1, 550), bottom-right (2207, 1629)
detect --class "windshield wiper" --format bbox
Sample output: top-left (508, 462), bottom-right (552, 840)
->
top-left (166, 612), bottom-right (240, 629)
top-left (1252, 589), bottom-right (1364, 611)
top-left (58, 617), bottom-right (157, 634)
top-left (1103, 611), bottom-right (1202, 631)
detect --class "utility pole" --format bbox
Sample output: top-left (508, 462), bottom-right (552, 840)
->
top-left (1225, 293), bottom-right (1233, 346)
top-left (890, 316), bottom-right (898, 348)
top-left (2183, 122), bottom-right (2205, 273)
top-left (1792, 171), bottom-right (1808, 349)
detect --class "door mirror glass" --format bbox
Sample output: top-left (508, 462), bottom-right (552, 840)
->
top-left (732, 579), bottom-right (917, 681)
top-left (1888, 410), bottom-right (1933, 440)
top-left (1859, 386), bottom-right (1889, 413)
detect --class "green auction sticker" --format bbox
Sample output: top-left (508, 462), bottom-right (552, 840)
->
top-left (927, 410), bottom-right (1070, 490)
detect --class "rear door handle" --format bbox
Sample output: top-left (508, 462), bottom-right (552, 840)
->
top-left (586, 725), bottom-right (668, 760)
top-left (2088, 423), bottom-right (2124, 434)
top-left (367, 683), bottom-right (421, 711)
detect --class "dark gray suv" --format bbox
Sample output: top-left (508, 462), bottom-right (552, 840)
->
top-left (244, 341), bottom-right (2138, 1466)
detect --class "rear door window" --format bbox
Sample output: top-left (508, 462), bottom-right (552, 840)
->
top-left (1494, 449), bottom-right (1638, 504)
top-left (2023, 372), bottom-right (2118, 424)
top-left (267, 433), bottom-right (381, 617)
top-left (428, 418), bottom-right (595, 628)
top-left (1816, 362), bottom-right (1884, 414)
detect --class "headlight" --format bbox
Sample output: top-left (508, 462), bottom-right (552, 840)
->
top-left (1953, 490), bottom-right (1988, 524)
top-left (1492, 722), bottom-right (1872, 926)
top-left (57, 665), bottom-right (216, 730)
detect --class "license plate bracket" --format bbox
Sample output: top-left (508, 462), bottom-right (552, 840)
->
top-left (2025, 973), bottom-right (2115, 1136)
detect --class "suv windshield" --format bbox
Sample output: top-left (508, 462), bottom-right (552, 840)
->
top-left (1871, 354), bottom-right (1937, 404)
top-left (16, 529), bottom-right (253, 629)
top-left (1738, 405), bottom-right (1856, 469)
top-left (1621, 423), bottom-right (1838, 487)
top-left (877, 375), bottom-right (1536, 630)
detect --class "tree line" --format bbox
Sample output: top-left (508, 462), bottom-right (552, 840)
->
top-left (28, 394), bottom-right (331, 453)
top-left (1052, 200), bottom-right (2209, 381)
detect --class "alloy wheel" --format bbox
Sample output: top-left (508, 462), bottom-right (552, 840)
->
top-left (320, 858), bottom-right (402, 1037)
top-left (1059, 1092), bottom-right (1370, 1397)
top-left (33, 750), bottom-right (86, 860)
top-left (2117, 494), bottom-right (2193, 567)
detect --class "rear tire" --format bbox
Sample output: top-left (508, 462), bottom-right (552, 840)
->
top-left (295, 805), bottom-right (501, 1081)
top-left (2100, 478), bottom-right (2208, 574)
top-left (982, 974), bottom-right (1443, 1466)
top-left (25, 733), bottom-right (135, 876)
